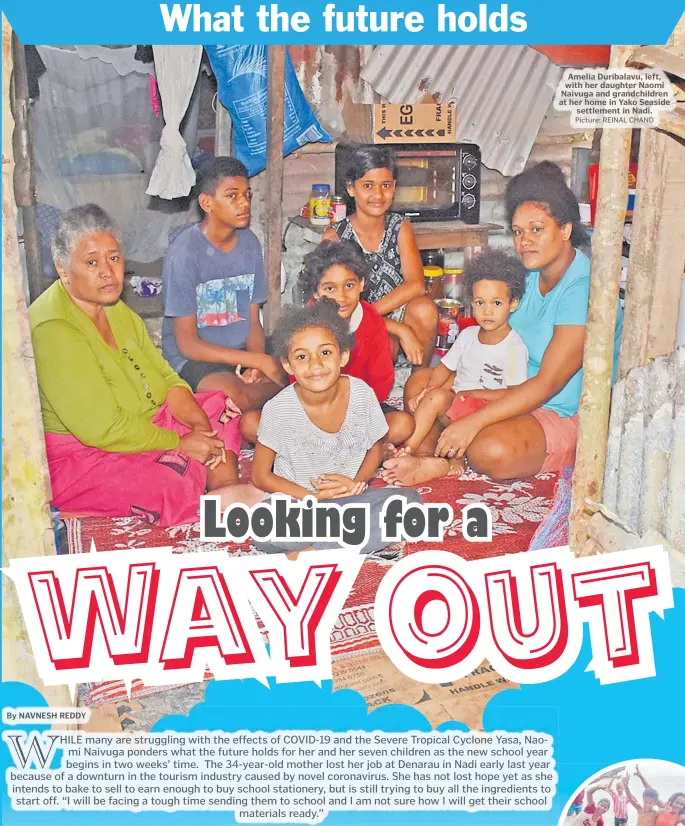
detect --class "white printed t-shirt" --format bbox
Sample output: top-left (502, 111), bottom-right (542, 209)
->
top-left (441, 326), bottom-right (529, 392)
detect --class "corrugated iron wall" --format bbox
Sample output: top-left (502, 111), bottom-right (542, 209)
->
top-left (477, 104), bottom-right (594, 230)
top-left (289, 45), bottom-right (375, 135)
top-left (603, 347), bottom-right (685, 551)
top-left (360, 44), bottom-right (563, 177)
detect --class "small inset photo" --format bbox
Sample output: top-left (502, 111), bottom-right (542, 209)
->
top-left (560, 760), bottom-right (685, 826)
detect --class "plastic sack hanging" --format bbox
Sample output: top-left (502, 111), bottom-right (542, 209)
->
top-left (206, 45), bottom-right (331, 176)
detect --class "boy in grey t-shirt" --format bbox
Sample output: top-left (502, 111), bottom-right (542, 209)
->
top-left (162, 156), bottom-right (286, 413)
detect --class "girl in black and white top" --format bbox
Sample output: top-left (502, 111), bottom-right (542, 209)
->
top-left (323, 144), bottom-right (438, 368)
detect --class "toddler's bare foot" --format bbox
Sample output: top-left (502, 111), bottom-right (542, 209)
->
top-left (447, 457), bottom-right (466, 478)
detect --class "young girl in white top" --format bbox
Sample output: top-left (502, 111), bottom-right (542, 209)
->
top-left (400, 250), bottom-right (529, 478)
top-left (252, 299), bottom-right (421, 555)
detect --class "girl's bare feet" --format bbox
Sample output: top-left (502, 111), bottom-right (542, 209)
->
top-left (384, 441), bottom-right (419, 458)
top-left (381, 455), bottom-right (450, 486)
top-left (382, 442), bottom-right (398, 461)
top-left (286, 546), bottom-right (314, 561)
top-left (217, 482), bottom-right (265, 509)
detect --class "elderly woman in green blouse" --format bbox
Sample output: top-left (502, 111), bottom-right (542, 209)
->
top-left (29, 204), bottom-right (249, 526)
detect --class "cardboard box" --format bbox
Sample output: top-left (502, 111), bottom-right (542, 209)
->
top-left (343, 100), bottom-right (457, 144)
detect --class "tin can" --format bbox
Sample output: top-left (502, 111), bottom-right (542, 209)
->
top-left (435, 298), bottom-right (462, 351)
top-left (329, 195), bottom-right (346, 223)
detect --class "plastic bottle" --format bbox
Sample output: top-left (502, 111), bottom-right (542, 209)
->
top-left (423, 265), bottom-right (444, 301)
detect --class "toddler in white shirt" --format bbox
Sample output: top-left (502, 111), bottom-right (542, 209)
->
top-left (402, 250), bottom-right (529, 477)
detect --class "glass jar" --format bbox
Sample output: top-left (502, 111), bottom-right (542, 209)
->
top-left (309, 184), bottom-right (331, 227)
top-left (423, 265), bottom-right (444, 301)
top-left (443, 268), bottom-right (464, 301)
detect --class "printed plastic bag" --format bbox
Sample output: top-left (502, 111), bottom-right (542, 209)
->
top-left (206, 45), bottom-right (331, 176)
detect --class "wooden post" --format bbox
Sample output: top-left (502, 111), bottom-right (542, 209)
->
top-left (618, 131), bottom-right (685, 377)
top-left (263, 45), bottom-right (285, 335)
top-left (569, 45), bottom-right (634, 553)
top-left (2, 15), bottom-right (73, 705)
top-left (617, 129), bottom-right (668, 378)
top-left (10, 32), bottom-right (43, 303)
top-left (644, 136), bottom-right (685, 361)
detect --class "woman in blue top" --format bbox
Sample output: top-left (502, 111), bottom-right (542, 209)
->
top-left (383, 161), bottom-right (622, 484)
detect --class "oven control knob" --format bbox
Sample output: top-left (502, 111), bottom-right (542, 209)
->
top-left (462, 153), bottom-right (478, 170)
top-left (462, 173), bottom-right (477, 190)
top-left (461, 193), bottom-right (477, 208)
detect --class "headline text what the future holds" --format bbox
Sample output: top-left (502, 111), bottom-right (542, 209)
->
top-left (159, 3), bottom-right (528, 34)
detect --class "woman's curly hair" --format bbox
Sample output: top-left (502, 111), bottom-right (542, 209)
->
top-left (298, 240), bottom-right (368, 302)
top-left (462, 249), bottom-right (527, 303)
top-left (505, 161), bottom-right (590, 249)
top-left (272, 298), bottom-right (355, 362)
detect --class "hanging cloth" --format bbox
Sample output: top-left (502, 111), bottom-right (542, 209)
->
top-left (25, 46), bottom-right (46, 99)
top-left (146, 45), bottom-right (202, 200)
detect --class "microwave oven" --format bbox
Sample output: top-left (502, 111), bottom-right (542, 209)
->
top-left (334, 142), bottom-right (481, 224)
